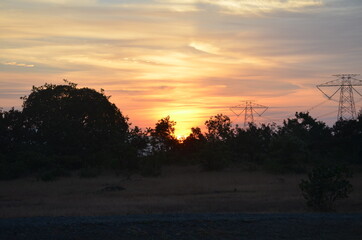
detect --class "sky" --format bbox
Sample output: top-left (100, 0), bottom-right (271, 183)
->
top-left (1, 0), bottom-right (362, 137)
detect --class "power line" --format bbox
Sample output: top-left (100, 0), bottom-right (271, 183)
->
top-left (315, 109), bottom-right (339, 119)
top-left (306, 99), bottom-right (330, 112)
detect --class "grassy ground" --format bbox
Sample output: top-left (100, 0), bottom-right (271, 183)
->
top-left (1, 166), bottom-right (361, 218)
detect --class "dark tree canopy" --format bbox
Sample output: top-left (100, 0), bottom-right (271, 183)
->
top-left (150, 116), bottom-right (178, 152)
top-left (152, 116), bottom-right (176, 140)
top-left (205, 114), bottom-right (233, 141)
top-left (0, 108), bottom-right (26, 153)
top-left (332, 114), bottom-right (362, 163)
top-left (21, 81), bottom-right (129, 155)
top-left (1, 82), bottom-right (362, 180)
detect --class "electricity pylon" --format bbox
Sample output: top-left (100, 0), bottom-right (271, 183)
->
top-left (230, 101), bottom-right (268, 127)
top-left (317, 74), bottom-right (362, 121)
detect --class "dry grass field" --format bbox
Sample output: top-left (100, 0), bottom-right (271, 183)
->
top-left (1, 166), bottom-right (362, 218)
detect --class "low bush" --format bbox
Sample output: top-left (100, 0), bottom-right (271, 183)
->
top-left (299, 165), bottom-right (353, 212)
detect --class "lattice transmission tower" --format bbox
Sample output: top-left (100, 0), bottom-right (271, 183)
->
top-left (317, 74), bottom-right (362, 120)
top-left (230, 101), bottom-right (268, 127)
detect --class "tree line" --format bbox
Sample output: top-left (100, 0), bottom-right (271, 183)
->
top-left (1, 81), bottom-right (361, 180)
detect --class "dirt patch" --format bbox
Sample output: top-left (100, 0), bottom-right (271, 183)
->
top-left (0, 166), bottom-right (361, 218)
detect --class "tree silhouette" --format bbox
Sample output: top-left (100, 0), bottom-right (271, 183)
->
top-left (180, 127), bottom-right (207, 162)
top-left (278, 112), bottom-right (331, 163)
top-left (150, 116), bottom-right (178, 152)
top-left (0, 108), bottom-right (27, 153)
top-left (205, 114), bottom-right (233, 142)
top-left (21, 81), bottom-right (129, 160)
top-left (332, 115), bottom-right (362, 163)
top-left (183, 127), bottom-right (206, 146)
top-left (232, 123), bottom-right (275, 163)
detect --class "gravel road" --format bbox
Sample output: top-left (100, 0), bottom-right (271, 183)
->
top-left (1, 213), bottom-right (361, 240)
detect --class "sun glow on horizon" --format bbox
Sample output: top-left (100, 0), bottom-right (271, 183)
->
top-left (176, 135), bottom-right (187, 143)
top-left (1, 0), bottom-right (362, 130)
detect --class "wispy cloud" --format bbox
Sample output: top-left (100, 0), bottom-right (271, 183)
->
top-left (157, 0), bottom-right (323, 15)
top-left (3, 62), bottom-right (35, 67)
top-left (0, 0), bottom-right (362, 134)
top-left (204, 0), bottom-right (323, 14)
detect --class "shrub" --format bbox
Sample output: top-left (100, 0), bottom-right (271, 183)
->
top-left (299, 166), bottom-right (353, 212)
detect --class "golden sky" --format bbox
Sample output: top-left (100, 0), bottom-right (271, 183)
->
top-left (1, 0), bottom-right (362, 137)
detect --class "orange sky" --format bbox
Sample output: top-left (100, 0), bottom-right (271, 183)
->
top-left (1, 0), bottom-right (362, 137)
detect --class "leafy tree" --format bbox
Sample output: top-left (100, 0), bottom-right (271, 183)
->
top-left (332, 117), bottom-right (362, 163)
top-left (186, 127), bottom-right (206, 142)
top-left (205, 114), bottom-right (233, 142)
top-left (281, 112), bottom-right (330, 144)
top-left (128, 126), bottom-right (150, 156)
top-left (200, 142), bottom-right (231, 171)
top-left (232, 123), bottom-right (275, 163)
top-left (277, 112), bottom-right (331, 164)
top-left (21, 81), bottom-right (129, 163)
top-left (268, 133), bottom-right (308, 173)
top-left (112, 126), bottom-right (150, 177)
top-left (149, 116), bottom-right (178, 152)
top-left (183, 127), bottom-right (206, 149)
top-left (201, 114), bottom-right (235, 170)
top-left (153, 116), bottom-right (176, 138)
top-left (133, 116), bottom-right (178, 176)
top-left (0, 108), bottom-right (28, 154)
top-left (180, 127), bottom-right (207, 163)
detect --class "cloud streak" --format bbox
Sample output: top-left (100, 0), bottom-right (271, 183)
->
top-left (3, 62), bottom-right (35, 68)
top-left (0, 0), bottom-right (362, 135)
